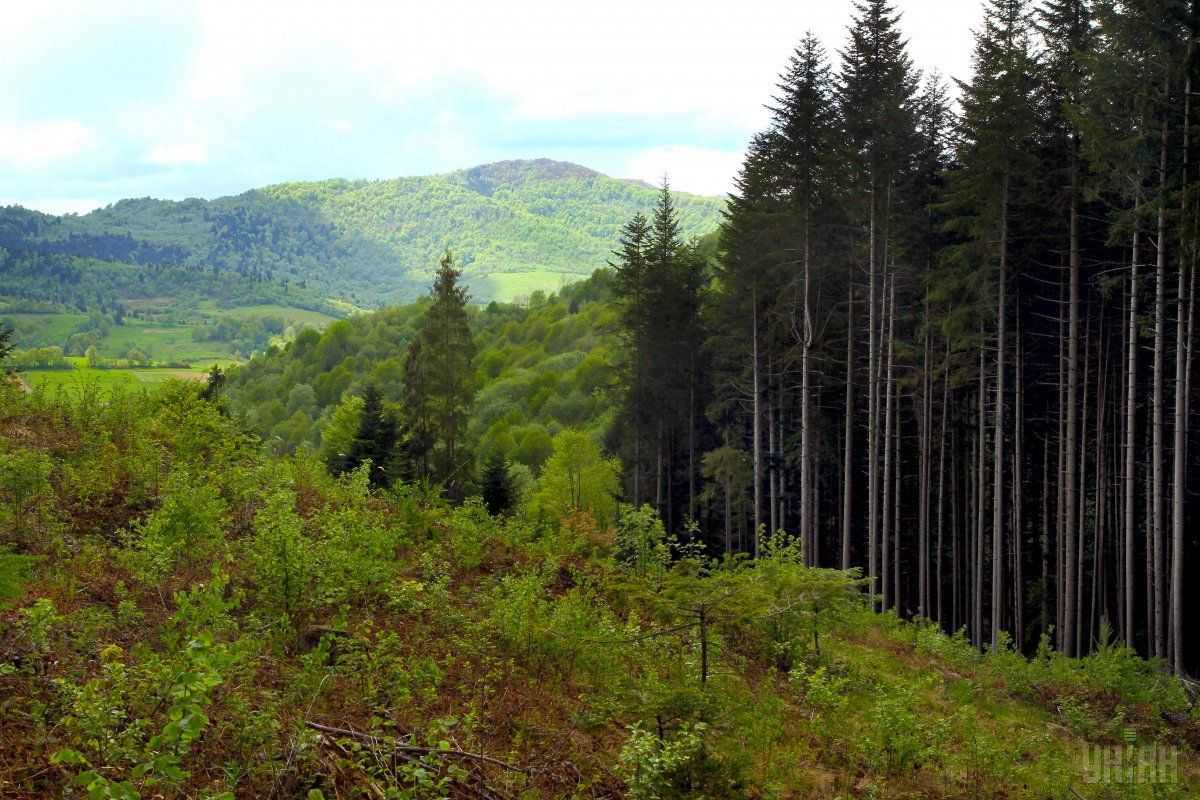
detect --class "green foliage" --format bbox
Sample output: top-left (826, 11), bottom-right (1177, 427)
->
top-left (860, 681), bottom-right (950, 776)
top-left (0, 160), bottom-right (723, 314)
top-left (0, 447), bottom-right (56, 548)
top-left (121, 472), bottom-right (228, 584)
top-left (400, 253), bottom-right (476, 494)
top-left (617, 722), bottom-right (735, 800)
top-left (528, 429), bottom-right (620, 527)
top-left (614, 503), bottom-right (670, 577)
top-left (243, 489), bottom-right (317, 625)
top-left (318, 393), bottom-right (364, 469)
top-left (480, 454), bottom-right (514, 516)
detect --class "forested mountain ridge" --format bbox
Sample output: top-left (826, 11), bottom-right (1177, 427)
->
top-left (0, 159), bottom-right (722, 311)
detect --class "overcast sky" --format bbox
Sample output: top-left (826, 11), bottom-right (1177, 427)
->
top-left (1, 1), bottom-right (980, 214)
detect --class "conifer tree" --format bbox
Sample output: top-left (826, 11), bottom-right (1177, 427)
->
top-left (338, 383), bottom-right (398, 488)
top-left (482, 454), bottom-right (515, 516)
top-left (401, 252), bottom-right (477, 496)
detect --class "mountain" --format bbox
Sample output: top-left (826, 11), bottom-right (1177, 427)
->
top-left (0, 159), bottom-right (724, 311)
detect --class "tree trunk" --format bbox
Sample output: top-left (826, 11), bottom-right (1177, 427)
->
top-left (937, 355), bottom-right (949, 627)
top-left (843, 275), bottom-right (855, 570)
top-left (868, 181), bottom-right (880, 604)
top-left (992, 173), bottom-right (1009, 650)
top-left (882, 274), bottom-right (896, 610)
top-left (1125, 222), bottom-right (1140, 648)
top-left (801, 225), bottom-right (813, 566)
top-left (976, 344), bottom-right (986, 648)
top-left (1065, 152), bottom-right (1081, 658)
top-left (753, 289), bottom-right (762, 557)
top-left (1015, 310), bottom-right (1025, 649)
top-left (1152, 111), bottom-right (1168, 660)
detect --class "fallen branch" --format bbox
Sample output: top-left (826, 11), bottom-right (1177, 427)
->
top-left (305, 721), bottom-right (527, 774)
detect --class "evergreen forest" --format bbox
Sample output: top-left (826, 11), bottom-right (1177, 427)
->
top-left (4, 1), bottom-right (1200, 797)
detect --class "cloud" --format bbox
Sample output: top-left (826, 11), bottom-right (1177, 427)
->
top-left (144, 142), bottom-right (209, 167)
top-left (0, 0), bottom-right (981, 208)
top-left (0, 121), bottom-right (99, 172)
top-left (619, 146), bottom-right (746, 197)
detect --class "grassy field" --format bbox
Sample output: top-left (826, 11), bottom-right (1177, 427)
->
top-left (4, 302), bottom-right (341, 368)
top-left (196, 301), bottom-right (340, 328)
top-left (474, 270), bottom-right (585, 302)
top-left (22, 366), bottom-right (208, 391)
top-left (100, 319), bottom-right (231, 362)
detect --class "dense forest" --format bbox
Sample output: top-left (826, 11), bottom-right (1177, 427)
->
top-left (5, 0), bottom-right (1200, 796)
top-left (227, 0), bottom-right (1200, 676)
top-left (603, 0), bottom-right (1200, 677)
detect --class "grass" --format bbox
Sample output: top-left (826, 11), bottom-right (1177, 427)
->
top-left (473, 271), bottom-right (585, 303)
top-left (0, 312), bottom-right (89, 348)
top-left (23, 366), bottom-right (208, 390)
top-left (100, 320), bottom-right (232, 362)
top-left (209, 303), bottom-right (339, 328)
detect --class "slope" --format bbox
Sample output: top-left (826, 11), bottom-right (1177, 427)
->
top-left (0, 159), bottom-right (724, 310)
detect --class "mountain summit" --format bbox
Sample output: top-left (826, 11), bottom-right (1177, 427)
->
top-left (0, 160), bottom-right (724, 309)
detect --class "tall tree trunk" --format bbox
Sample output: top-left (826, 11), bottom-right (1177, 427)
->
top-left (976, 344), bottom-right (986, 647)
top-left (1171, 60), bottom-right (1192, 676)
top-left (1015, 310), bottom-right (1025, 649)
top-left (868, 177), bottom-right (881, 605)
top-left (753, 289), bottom-right (763, 557)
top-left (1152, 110), bottom-right (1169, 660)
top-left (1171, 246), bottom-right (1186, 673)
top-left (1125, 221), bottom-right (1141, 648)
top-left (1065, 151), bottom-right (1081, 658)
top-left (952, 422), bottom-right (961, 632)
top-left (769, 386), bottom-right (778, 537)
top-left (1042, 438), bottom-right (1051, 644)
top-left (883, 275), bottom-right (896, 610)
top-left (920, 296), bottom-right (932, 619)
top-left (937, 356), bottom-right (949, 627)
top-left (801, 226), bottom-right (813, 566)
top-left (1077, 321), bottom-right (1091, 652)
top-left (992, 173), bottom-right (1009, 649)
top-left (843, 276), bottom-right (855, 570)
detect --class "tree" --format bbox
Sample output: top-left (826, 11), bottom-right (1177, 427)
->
top-left (402, 252), bottom-right (478, 496)
top-left (838, 0), bottom-right (919, 599)
top-left (85, 345), bottom-right (100, 368)
top-left (481, 454), bottom-right (515, 516)
top-left (0, 324), bottom-right (13, 365)
top-left (530, 430), bottom-right (621, 527)
top-left (335, 384), bottom-right (397, 489)
top-left (199, 365), bottom-right (226, 403)
top-left (956, 0), bottom-right (1040, 648)
top-left (320, 393), bottom-right (365, 472)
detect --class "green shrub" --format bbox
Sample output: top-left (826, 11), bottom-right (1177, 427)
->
top-left (243, 489), bottom-right (316, 626)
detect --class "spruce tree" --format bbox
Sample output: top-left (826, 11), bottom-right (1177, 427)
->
top-left (481, 454), bottom-right (515, 516)
top-left (401, 251), bottom-right (478, 497)
top-left (340, 383), bottom-right (398, 488)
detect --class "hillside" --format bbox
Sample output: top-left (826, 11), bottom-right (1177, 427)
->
top-left (0, 159), bottom-right (723, 310)
top-left (224, 270), bottom-right (622, 466)
top-left (1, 379), bottom-right (1196, 799)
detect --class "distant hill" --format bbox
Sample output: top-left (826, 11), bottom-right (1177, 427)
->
top-left (0, 159), bottom-right (724, 310)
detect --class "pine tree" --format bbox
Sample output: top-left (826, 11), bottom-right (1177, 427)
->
top-left (339, 384), bottom-right (398, 488)
top-left (481, 454), bottom-right (515, 516)
top-left (401, 252), bottom-right (477, 497)
top-left (944, 0), bottom-right (1040, 648)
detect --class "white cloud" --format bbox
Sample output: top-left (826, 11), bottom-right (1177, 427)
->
top-left (0, 121), bottom-right (99, 171)
top-left (0, 1), bottom-right (982, 205)
top-left (620, 145), bottom-right (746, 197)
top-left (144, 142), bottom-right (209, 166)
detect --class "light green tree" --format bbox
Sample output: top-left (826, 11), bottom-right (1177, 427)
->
top-left (530, 429), bottom-right (620, 527)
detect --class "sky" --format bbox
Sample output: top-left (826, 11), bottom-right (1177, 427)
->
top-left (1, 0), bottom-right (979, 214)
